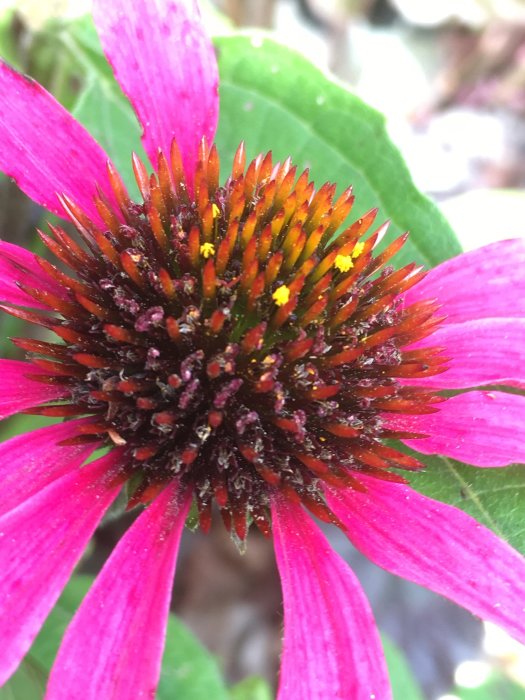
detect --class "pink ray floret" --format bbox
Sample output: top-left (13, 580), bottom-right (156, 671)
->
top-left (406, 318), bottom-right (525, 389)
top-left (0, 62), bottom-right (118, 224)
top-left (272, 496), bottom-right (391, 700)
top-left (0, 451), bottom-right (123, 685)
top-left (391, 390), bottom-right (525, 466)
top-left (0, 418), bottom-right (100, 517)
top-left (0, 241), bottom-right (71, 309)
top-left (46, 483), bottom-right (190, 700)
top-left (404, 238), bottom-right (525, 322)
top-left (0, 360), bottom-right (70, 419)
top-left (92, 0), bottom-right (218, 186)
top-left (326, 476), bottom-right (525, 645)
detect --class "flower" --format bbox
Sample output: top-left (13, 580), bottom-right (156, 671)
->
top-left (0, 0), bottom-right (524, 698)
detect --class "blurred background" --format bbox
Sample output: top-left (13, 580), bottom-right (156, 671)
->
top-left (1, 1), bottom-right (525, 698)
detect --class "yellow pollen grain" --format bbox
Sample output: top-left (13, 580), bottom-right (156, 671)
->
top-left (334, 254), bottom-right (354, 273)
top-left (352, 241), bottom-right (365, 258)
top-left (272, 284), bottom-right (291, 306)
top-left (212, 203), bottom-right (220, 218)
top-left (200, 242), bottom-right (215, 259)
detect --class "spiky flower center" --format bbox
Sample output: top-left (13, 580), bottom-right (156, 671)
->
top-left (5, 140), bottom-right (448, 541)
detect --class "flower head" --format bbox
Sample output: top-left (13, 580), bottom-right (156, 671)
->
top-left (0, 1), bottom-right (525, 698)
top-left (2, 133), bottom-right (448, 543)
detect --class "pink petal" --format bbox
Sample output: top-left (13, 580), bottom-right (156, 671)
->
top-left (0, 241), bottom-right (70, 309)
top-left (403, 318), bottom-right (525, 389)
top-left (0, 360), bottom-right (70, 419)
top-left (46, 483), bottom-right (190, 700)
top-left (404, 239), bottom-right (525, 322)
top-left (92, 0), bottom-right (219, 186)
top-left (326, 477), bottom-right (525, 645)
top-left (0, 258), bottom-right (47, 309)
top-left (271, 497), bottom-right (391, 700)
top-left (0, 418), bottom-right (100, 517)
top-left (0, 62), bottom-right (117, 224)
top-left (386, 390), bottom-right (525, 467)
top-left (0, 450), bottom-right (123, 685)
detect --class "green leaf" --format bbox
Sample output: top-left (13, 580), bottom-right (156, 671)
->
top-left (382, 636), bottom-right (424, 700)
top-left (0, 659), bottom-right (46, 700)
top-left (0, 7), bottom-right (20, 68)
top-left (214, 34), bottom-right (461, 268)
top-left (408, 455), bottom-right (525, 554)
top-left (157, 616), bottom-right (229, 700)
top-left (0, 414), bottom-right (57, 442)
top-left (230, 676), bottom-right (273, 700)
top-left (27, 574), bottom-right (229, 700)
top-left (71, 77), bottom-right (145, 197)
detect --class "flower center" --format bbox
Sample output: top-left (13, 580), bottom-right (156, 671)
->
top-left (4, 140), bottom-right (448, 542)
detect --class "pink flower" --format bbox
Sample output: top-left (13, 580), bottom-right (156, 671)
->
top-left (0, 0), bottom-right (524, 698)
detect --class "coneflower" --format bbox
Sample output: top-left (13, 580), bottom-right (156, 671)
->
top-left (0, 1), bottom-right (524, 698)
top-left (5, 137), bottom-right (446, 542)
